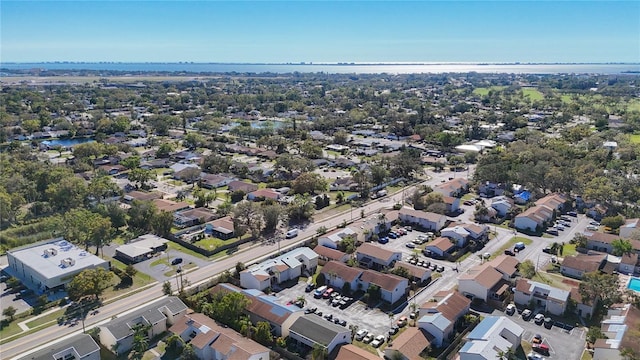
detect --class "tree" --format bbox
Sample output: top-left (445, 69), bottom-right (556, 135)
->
top-left (311, 343), bottom-right (328, 360)
top-left (261, 203), bottom-right (285, 233)
top-left (88, 174), bottom-right (122, 202)
top-left (601, 215), bottom-right (625, 230)
top-left (63, 208), bottom-right (112, 254)
top-left (156, 142), bottom-right (175, 158)
top-left (130, 324), bottom-right (150, 360)
top-left (612, 239), bottom-right (634, 257)
top-left (128, 168), bottom-right (153, 189)
top-left (162, 281), bottom-right (173, 295)
top-left (300, 140), bottom-right (323, 159)
top-left (124, 265), bottom-right (138, 279)
top-left (3, 306), bottom-right (17, 321)
top-left (370, 164), bottom-right (389, 186)
top-left (66, 267), bottom-right (113, 301)
top-left (128, 200), bottom-right (157, 232)
top-left (120, 155), bottom-right (141, 170)
top-left (217, 201), bottom-right (233, 216)
top-left (579, 271), bottom-right (621, 308)
top-left (572, 233), bottom-right (588, 248)
top-left (45, 176), bottom-right (87, 212)
top-left (338, 235), bottom-right (357, 254)
top-left (292, 172), bottom-right (328, 195)
top-left (179, 344), bottom-right (198, 360)
top-left (367, 284), bottom-right (381, 304)
top-left (151, 210), bottom-right (174, 238)
top-left (233, 201), bottom-right (263, 236)
top-left (287, 195), bottom-right (315, 222)
top-left (253, 321), bottom-right (273, 344)
top-left (203, 292), bottom-right (250, 328)
top-left (586, 326), bottom-right (607, 344)
top-left (519, 259), bottom-right (536, 278)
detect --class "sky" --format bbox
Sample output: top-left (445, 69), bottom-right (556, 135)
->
top-left (1, 1), bottom-right (639, 63)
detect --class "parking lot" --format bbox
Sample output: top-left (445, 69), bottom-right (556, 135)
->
top-left (275, 281), bottom-right (399, 342)
top-left (375, 227), bottom-right (454, 271)
top-left (492, 308), bottom-right (585, 360)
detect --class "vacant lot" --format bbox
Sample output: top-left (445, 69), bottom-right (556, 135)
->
top-left (522, 88), bottom-right (544, 101)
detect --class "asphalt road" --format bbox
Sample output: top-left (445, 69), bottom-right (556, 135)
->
top-left (3, 169), bottom-right (470, 359)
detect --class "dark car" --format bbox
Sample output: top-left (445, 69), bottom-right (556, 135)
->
top-left (305, 283), bottom-right (314, 292)
top-left (543, 317), bottom-right (553, 329)
top-left (504, 249), bottom-right (515, 256)
top-left (567, 211), bottom-right (578, 217)
top-left (388, 326), bottom-right (399, 335)
top-left (171, 258), bottom-right (183, 265)
top-left (542, 247), bottom-right (554, 254)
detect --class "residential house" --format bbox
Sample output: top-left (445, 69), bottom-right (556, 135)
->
top-left (384, 328), bottom-right (433, 360)
top-left (569, 286), bottom-right (597, 319)
top-left (240, 247), bottom-right (318, 291)
top-left (585, 231), bottom-right (640, 254)
top-left (424, 237), bottom-right (456, 258)
top-left (329, 177), bottom-right (358, 191)
top-left (593, 304), bottom-right (640, 360)
top-left (458, 263), bottom-right (508, 302)
top-left (484, 255), bottom-right (520, 280)
top-left (440, 223), bottom-right (489, 247)
top-left (359, 270), bottom-right (408, 304)
top-left (115, 234), bottom-right (169, 264)
top-left (210, 283), bottom-right (303, 337)
top-left (442, 196), bottom-right (461, 213)
top-left (398, 207), bottom-right (447, 231)
top-left (206, 216), bottom-right (235, 240)
top-left (169, 313), bottom-right (270, 360)
top-left (317, 227), bottom-right (357, 250)
top-left (227, 181), bottom-right (259, 194)
top-left (16, 334), bottom-right (100, 360)
top-left (170, 162), bottom-right (200, 176)
top-left (99, 297), bottom-right (188, 356)
top-left (459, 316), bottom-right (524, 360)
top-left (491, 196), bottom-right (514, 217)
top-left (418, 290), bottom-right (471, 347)
top-left (513, 279), bottom-right (570, 316)
top-left (123, 190), bottom-right (164, 203)
top-left (620, 218), bottom-right (640, 239)
top-left (313, 246), bottom-right (350, 265)
top-left (393, 262), bottom-right (432, 284)
top-left (153, 199), bottom-right (191, 214)
top-left (478, 182), bottom-right (505, 198)
top-left (560, 252), bottom-right (607, 279)
top-left (319, 261), bottom-right (363, 292)
top-left (434, 178), bottom-right (469, 197)
top-left (355, 243), bottom-right (402, 270)
top-left (514, 193), bottom-right (567, 232)
top-left (247, 189), bottom-right (282, 202)
top-left (288, 315), bottom-right (351, 355)
top-left (174, 207), bottom-right (216, 228)
top-left (200, 173), bottom-right (236, 189)
top-left (335, 344), bottom-right (380, 360)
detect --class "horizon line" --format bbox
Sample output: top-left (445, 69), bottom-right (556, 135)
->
top-left (2, 61), bottom-right (640, 66)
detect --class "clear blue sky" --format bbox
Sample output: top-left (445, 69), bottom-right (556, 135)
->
top-left (1, 1), bottom-right (638, 63)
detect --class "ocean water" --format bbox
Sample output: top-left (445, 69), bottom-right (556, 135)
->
top-left (1, 62), bottom-right (639, 75)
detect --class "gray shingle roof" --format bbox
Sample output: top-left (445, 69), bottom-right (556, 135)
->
top-left (289, 315), bottom-right (345, 346)
top-left (17, 334), bottom-right (99, 360)
top-left (102, 296), bottom-right (187, 340)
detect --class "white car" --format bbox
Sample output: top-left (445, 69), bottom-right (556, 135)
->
top-left (534, 313), bottom-right (545, 324)
top-left (505, 304), bottom-right (516, 315)
top-left (362, 333), bottom-right (374, 343)
top-left (587, 225), bottom-right (598, 231)
top-left (371, 335), bottom-right (386, 348)
top-left (355, 329), bottom-right (368, 341)
top-left (527, 352), bottom-right (545, 360)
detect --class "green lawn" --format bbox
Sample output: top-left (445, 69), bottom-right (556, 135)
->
top-left (492, 236), bottom-right (533, 258)
top-left (562, 243), bottom-right (578, 256)
top-left (581, 349), bottom-right (593, 360)
top-left (627, 99), bottom-right (640, 112)
top-left (25, 308), bottom-right (65, 329)
top-left (0, 319), bottom-right (25, 340)
top-left (630, 134), bottom-right (640, 144)
top-left (522, 88), bottom-right (544, 101)
top-left (472, 86), bottom-right (506, 96)
top-left (167, 241), bottom-right (209, 260)
top-left (532, 271), bottom-right (573, 290)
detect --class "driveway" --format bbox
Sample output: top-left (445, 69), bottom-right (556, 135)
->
top-left (492, 308), bottom-right (585, 360)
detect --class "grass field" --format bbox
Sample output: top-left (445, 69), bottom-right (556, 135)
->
top-left (627, 99), bottom-right (640, 112)
top-left (630, 134), bottom-right (640, 144)
top-left (492, 236), bottom-right (533, 258)
top-left (562, 243), bottom-right (578, 256)
top-left (522, 88), bottom-right (544, 101)
top-left (473, 86), bottom-right (506, 96)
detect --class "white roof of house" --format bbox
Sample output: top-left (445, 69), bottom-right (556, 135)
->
top-left (455, 144), bottom-right (482, 153)
top-left (319, 227), bottom-right (356, 245)
top-left (244, 247), bottom-right (318, 278)
top-left (441, 226), bottom-right (470, 238)
top-left (521, 279), bottom-right (570, 302)
top-left (8, 238), bottom-right (108, 281)
top-left (460, 316), bottom-right (523, 359)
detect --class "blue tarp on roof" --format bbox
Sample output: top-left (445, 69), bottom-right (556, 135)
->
top-left (515, 191), bottom-right (530, 202)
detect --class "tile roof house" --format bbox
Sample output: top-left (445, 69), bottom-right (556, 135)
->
top-left (16, 334), bottom-right (100, 360)
top-left (424, 237), bottom-right (456, 258)
top-left (169, 313), bottom-right (270, 360)
top-left (418, 290), bottom-right (471, 347)
top-left (593, 304), bottom-right (640, 360)
top-left (123, 190), bottom-right (164, 202)
top-left (355, 243), bottom-right (402, 270)
top-left (210, 283), bottom-right (303, 337)
top-left (247, 189), bottom-right (282, 202)
top-left (384, 327), bottom-right (434, 360)
top-left (359, 269), bottom-right (409, 304)
top-left (484, 255), bottom-right (520, 280)
top-left (459, 316), bottom-right (524, 360)
top-left (313, 245), bottom-right (350, 264)
top-left (174, 207), bottom-right (216, 228)
top-left (434, 178), bottom-right (469, 197)
top-left (153, 198), bottom-right (191, 213)
top-left (240, 247), bottom-right (318, 291)
top-left (393, 262), bottom-right (432, 284)
top-left (560, 251), bottom-right (607, 279)
top-left (514, 193), bottom-right (567, 232)
top-left (513, 279), bottom-right (570, 316)
top-left (457, 263), bottom-right (508, 302)
top-left (398, 207), bottom-right (447, 231)
top-left (288, 315), bottom-right (351, 355)
top-left (320, 261), bottom-right (363, 292)
top-left (335, 344), bottom-right (380, 360)
top-left (98, 297), bottom-right (188, 356)
top-left (585, 231), bottom-right (640, 254)
top-left (199, 173), bottom-right (236, 189)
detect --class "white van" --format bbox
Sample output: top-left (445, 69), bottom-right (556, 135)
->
top-left (286, 229), bottom-right (299, 238)
top-left (314, 285), bottom-right (328, 298)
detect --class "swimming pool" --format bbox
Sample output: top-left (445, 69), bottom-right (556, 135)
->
top-left (628, 277), bottom-right (640, 292)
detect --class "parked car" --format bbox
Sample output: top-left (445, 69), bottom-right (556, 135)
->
top-left (405, 242), bottom-right (416, 249)
top-left (371, 335), bottom-right (386, 348)
top-left (322, 288), bottom-right (334, 299)
top-left (587, 225), bottom-right (598, 231)
top-left (522, 309), bottom-right (533, 320)
top-left (532, 334), bottom-right (542, 344)
top-left (533, 344), bottom-right (550, 355)
top-left (388, 326), bottom-right (399, 335)
top-left (589, 221), bottom-right (600, 226)
top-left (542, 246), bottom-right (554, 254)
top-left (546, 228), bottom-right (559, 236)
top-left (436, 265), bottom-right (445, 272)
top-left (505, 304), bottom-right (516, 315)
top-left (305, 283), bottom-right (314, 292)
top-left (355, 329), bottom-right (369, 341)
top-left (362, 334), bottom-right (374, 344)
top-left (527, 352), bottom-right (545, 360)
top-left (388, 232), bottom-right (398, 239)
top-left (534, 313), bottom-right (545, 325)
top-left (567, 211), bottom-right (577, 217)
top-left (504, 249), bottom-right (515, 256)
top-left (514, 242), bottom-right (526, 251)
top-left (397, 316), bottom-right (408, 327)
top-left (544, 317), bottom-right (553, 329)
top-left (379, 237), bottom-right (389, 244)
top-left (171, 257), bottom-right (183, 265)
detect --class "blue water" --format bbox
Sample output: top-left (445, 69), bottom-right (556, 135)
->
top-left (628, 278), bottom-right (640, 292)
top-left (2, 62), bottom-right (639, 75)
top-left (42, 138), bottom-right (94, 147)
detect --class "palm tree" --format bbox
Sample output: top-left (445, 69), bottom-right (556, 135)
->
top-left (612, 238), bottom-right (634, 257)
top-left (296, 295), bottom-right (306, 307)
top-left (311, 343), bottom-right (328, 360)
top-left (349, 324), bottom-right (359, 340)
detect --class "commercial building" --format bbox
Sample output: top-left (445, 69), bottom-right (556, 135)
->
top-left (7, 238), bottom-right (109, 292)
top-left (115, 234), bottom-right (169, 264)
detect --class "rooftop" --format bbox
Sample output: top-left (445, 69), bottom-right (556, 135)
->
top-left (289, 315), bottom-right (347, 347)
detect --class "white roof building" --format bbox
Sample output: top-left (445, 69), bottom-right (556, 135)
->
top-left (459, 316), bottom-right (523, 360)
top-left (240, 247), bottom-right (319, 291)
top-left (7, 238), bottom-right (110, 292)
